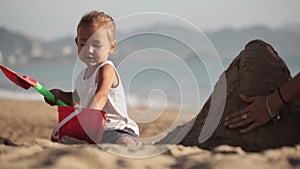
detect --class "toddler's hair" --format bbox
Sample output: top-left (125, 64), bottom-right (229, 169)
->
top-left (77, 11), bottom-right (116, 42)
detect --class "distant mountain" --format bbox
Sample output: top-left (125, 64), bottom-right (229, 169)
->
top-left (0, 24), bottom-right (299, 66)
top-left (115, 24), bottom-right (300, 61)
top-left (0, 27), bottom-right (76, 65)
top-left (207, 25), bottom-right (300, 60)
top-left (0, 27), bottom-right (35, 64)
top-left (43, 37), bottom-right (77, 60)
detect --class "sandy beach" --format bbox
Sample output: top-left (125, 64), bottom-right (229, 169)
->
top-left (0, 98), bottom-right (300, 169)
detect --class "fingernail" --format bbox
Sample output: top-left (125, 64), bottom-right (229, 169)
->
top-left (224, 122), bottom-right (228, 126)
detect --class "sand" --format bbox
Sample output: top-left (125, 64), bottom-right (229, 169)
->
top-left (1, 98), bottom-right (300, 169)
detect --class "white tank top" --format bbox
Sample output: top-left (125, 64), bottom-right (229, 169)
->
top-left (75, 61), bottom-right (139, 135)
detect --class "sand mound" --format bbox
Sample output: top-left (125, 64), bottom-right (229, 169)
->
top-left (160, 39), bottom-right (300, 151)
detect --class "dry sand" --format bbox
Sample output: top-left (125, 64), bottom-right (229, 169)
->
top-left (1, 98), bottom-right (300, 169)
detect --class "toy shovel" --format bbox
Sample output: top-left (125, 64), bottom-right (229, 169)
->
top-left (0, 64), bottom-right (67, 106)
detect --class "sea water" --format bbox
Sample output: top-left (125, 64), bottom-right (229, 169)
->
top-left (0, 56), bottom-right (299, 112)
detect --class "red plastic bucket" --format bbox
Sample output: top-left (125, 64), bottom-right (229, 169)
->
top-left (57, 106), bottom-right (107, 144)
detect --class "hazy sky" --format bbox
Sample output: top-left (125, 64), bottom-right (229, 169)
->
top-left (1, 0), bottom-right (299, 41)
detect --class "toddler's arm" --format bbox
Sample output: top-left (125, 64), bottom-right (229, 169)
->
top-left (88, 64), bottom-right (115, 110)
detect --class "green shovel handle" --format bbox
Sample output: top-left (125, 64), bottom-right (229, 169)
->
top-left (34, 82), bottom-right (68, 106)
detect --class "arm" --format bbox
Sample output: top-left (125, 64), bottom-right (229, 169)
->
top-left (87, 64), bottom-right (115, 110)
top-left (265, 72), bottom-right (300, 114)
top-left (224, 72), bottom-right (300, 133)
top-left (274, 72), bottom-right (300, 106)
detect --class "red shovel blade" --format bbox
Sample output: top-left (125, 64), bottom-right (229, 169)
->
top-left (0, 64), bottom-right (37, 90)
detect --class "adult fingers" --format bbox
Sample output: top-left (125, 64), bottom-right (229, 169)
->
top-left (228, 117), bottom-right (253, 129)
top-left (225, 108), bottom-right (247, 121)
top-left (224, 109), bottom-right (248, 126)
top-left (224, 95), bottom-right (254, 121)
top-left (240, 122), bottom-right (259, 133)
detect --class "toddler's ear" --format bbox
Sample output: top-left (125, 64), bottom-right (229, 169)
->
top-left (109, 41), bottom-right (116, 53)
top-left (75, 37), bottom-right (78, 45)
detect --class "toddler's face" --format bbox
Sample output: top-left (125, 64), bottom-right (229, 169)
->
top-left (76, 24), bottom-right (114, 66)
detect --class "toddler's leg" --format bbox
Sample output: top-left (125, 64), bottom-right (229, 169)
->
top-left (115, 136), bottom-right (137, 146)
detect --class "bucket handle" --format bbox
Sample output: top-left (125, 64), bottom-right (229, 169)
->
top-left (51, 107), bottom-right (82, 141)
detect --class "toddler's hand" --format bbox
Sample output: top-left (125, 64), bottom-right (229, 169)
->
top-left (44, 89), bottom-right (61, 106)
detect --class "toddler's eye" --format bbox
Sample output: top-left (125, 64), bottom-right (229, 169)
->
top-left (80, 43), bottom-right (87, 47)
top-left (93, 44), bottom-right (102, 48)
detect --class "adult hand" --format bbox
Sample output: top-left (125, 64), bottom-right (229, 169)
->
top-left (224, 94), bottom-right (271, 133)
